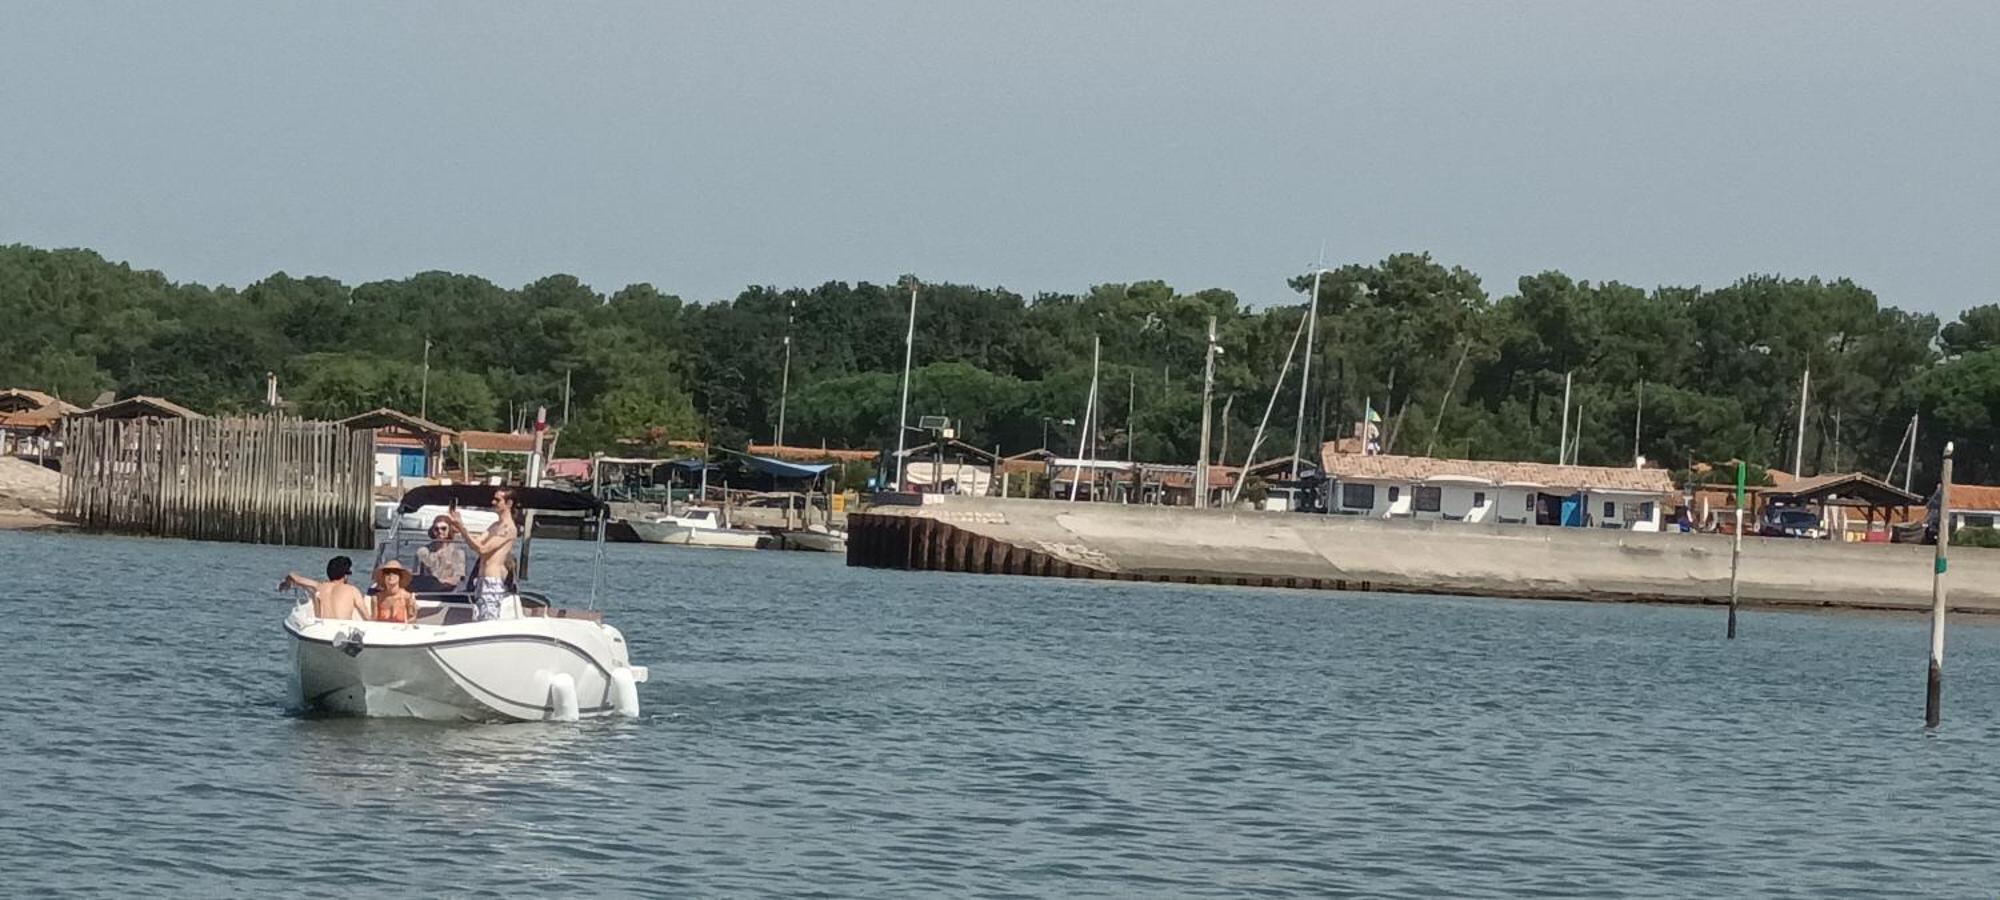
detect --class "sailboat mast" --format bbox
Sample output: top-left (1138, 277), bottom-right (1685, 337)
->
top-left (776, 297), bottom-right (794, 447)
top-left (1792, 366), bottom-right (1810, 476)
top-left (1195, 316), bottom-right (1218, 509)
top-left (1906, 412), bottom-right (1920, 492)
top-left (1232, 308), bottom-right (1311, 505)
top-left (1068, 335), bottom-right (1101, 501)
top-left (893, 282), bottom-right (917, 490)
top-left (1632, 378), bottom-right (1644, 465)
top-left (1558, 371), bottom-right (1573, 465)
top-left (1291, 267), bottom-right (1325, 482)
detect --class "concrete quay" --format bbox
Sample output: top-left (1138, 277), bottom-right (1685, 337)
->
top-left (847, 495), bottom-right (2000, 614)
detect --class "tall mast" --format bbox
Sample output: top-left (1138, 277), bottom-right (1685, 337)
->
top-left (1558, 370), bottom-right (1573, 465)
top-left (1906, 412), bottom-right (1920, 492)
top-left (1067, 335), bottom-right (1100, 501)
top-left (1792, 365), bottom-right (1811, 476)
top-left (1290, 267), bottom-right (1325, 482)
top-left (1195, 316), bottom-right (1218, 509)
top-left (776, 297), bottom-right (794, 447)
top-left (1632, 377), bottom-right (1644, 465)
top-left (893, 281), bottom-right (917, 490)
top-left (1232, 308), bottom-right (1310, 505)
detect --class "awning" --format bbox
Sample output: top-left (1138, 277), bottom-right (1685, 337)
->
top-left (398, 484), bottom-right (606, 515)
top-left (711, 447), bottom-right (833, 480)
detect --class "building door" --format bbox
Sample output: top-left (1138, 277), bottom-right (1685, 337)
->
top-left (1560, 494), bottom-right (1583, 527)
top-left (397, 448), bottom-right (428, 479)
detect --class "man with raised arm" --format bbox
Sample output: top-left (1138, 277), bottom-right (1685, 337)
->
top-left (447, 488), bottom-right (518, 621)
top-left (279, 555), bottom-right (371, 621)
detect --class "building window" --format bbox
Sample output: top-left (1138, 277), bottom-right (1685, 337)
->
top-left (1525, 494), bottom-right (1536, 511)
top-left (1473, 491), bottom-right (1487, 507)
top-left (1639, 501), bottom-right (1655, 521)
top-left (1414, 486), bottom-right (1442, 512)
top-left (1967, 514), bottom-right (1996, 529)
top-left (1341, 483), bottom-right (1375, 510)
top-left (1388, 486), bottom-right (1401, 503)
top-left (1602, 501), bottom-right (1617, 519)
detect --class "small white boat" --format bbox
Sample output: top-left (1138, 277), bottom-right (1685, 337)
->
top-left (779, 524), bottom-right (847, 553)
top-left (284, 484), bottom-right (647, 722)
top-left (628, 506), bottom-right (766, 549)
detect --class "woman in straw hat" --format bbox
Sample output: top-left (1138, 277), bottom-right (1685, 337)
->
top-left (372, 559), bottom-right (419, 624)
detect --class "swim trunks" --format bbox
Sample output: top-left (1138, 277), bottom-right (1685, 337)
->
top-left (474, 576), bottom-right (506, 621)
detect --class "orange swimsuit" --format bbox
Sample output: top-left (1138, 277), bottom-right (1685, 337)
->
top-left (375, 593), bottom-right (414, 623)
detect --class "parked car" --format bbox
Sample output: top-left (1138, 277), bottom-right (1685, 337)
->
top-left (1759, 506), bottom-right (1824, 539)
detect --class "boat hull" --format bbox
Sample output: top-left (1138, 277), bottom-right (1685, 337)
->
top-left (627, 519), bottom-right (765, 549)
top-left (286, 609), bottom-right (643, 722)
top-left (780, 530), bottom-right (847, 553)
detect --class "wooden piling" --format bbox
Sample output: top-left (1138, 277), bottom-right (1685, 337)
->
top-left (60, 414), bottom-right (371, 549)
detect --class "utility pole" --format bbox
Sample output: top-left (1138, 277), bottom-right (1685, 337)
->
top-left (893, 281), bottom-right (918, 491)
top-left (1195, 316), bottom-right (1219, 509)
top-left (561, 367), bottom-right (573, 428)
top-left (1290, 267), bottom-right (1326, 482)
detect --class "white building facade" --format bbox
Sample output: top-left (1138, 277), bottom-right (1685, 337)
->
top-left (1321, 452), bottom-right (1675, 531)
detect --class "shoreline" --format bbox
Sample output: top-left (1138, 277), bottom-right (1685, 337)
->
top-left (0, 510), bottom-right (74, 532)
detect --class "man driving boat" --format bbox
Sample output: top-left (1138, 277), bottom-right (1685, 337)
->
top-left (446, 488), bottom-right (518, 621)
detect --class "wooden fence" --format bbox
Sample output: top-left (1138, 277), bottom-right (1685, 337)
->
top-left (61, 416), bottom-right (375, 549)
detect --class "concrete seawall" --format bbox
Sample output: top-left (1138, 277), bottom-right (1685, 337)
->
top-left (848, 496), bottom-right (2000, 614)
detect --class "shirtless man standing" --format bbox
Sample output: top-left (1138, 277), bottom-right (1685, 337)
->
top-left (280, 556), bottom-right (371, 621)
top-left (448, 488), bottom-right (518, 621)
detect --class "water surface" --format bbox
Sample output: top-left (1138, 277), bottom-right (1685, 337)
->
top-left (4, 530), bottom-right (1998, 897)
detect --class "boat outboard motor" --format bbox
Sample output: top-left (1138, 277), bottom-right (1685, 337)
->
top-left (332, 628), bottom-right (365, 657)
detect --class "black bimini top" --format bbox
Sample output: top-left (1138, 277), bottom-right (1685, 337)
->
top-left (397, 484), bottom-right (608, 515)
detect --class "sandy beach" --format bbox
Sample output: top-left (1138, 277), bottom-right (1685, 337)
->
top-left (0, 457), bottom-right (67, 530)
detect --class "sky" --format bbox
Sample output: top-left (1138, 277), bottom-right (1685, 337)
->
top-left (3, 2), bottom-right (1996, 316)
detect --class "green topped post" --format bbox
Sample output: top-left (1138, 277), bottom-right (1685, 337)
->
top-left (1727, 460), bottom-right (1745, 639)
top-left (1926, 443), bottom-right (1953, 728)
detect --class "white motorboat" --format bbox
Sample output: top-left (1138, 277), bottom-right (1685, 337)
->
top-left (627, 506), bottom-right (766, 549)
top-left (778, 524), bottom-right (847, 553)
top-left (284, 484), bottom-right (647, 722)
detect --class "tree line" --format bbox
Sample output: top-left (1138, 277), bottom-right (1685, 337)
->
top-left (4, 243), bottom-right (1996, 484)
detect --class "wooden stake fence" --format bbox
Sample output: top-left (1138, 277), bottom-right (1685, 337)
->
top-left (60, 416), bottom-right (374, 549)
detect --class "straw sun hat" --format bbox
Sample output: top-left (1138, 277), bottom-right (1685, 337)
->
top-left (374, 559), bottom-right (414, 587)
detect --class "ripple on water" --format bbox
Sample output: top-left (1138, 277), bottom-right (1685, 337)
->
top-left (5, 532), bottom-right (2000, 895)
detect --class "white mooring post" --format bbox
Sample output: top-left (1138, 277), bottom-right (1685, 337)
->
top-left (1728, 509), bottom-right (1743, 639)
top-left (1926, 442), bottom-right (1954, 729)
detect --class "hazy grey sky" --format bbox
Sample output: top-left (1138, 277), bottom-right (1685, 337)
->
top-left (4, 2), bottom-right (1995, 315)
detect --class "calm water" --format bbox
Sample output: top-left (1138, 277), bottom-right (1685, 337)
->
top-left (4, 530), bottom-right (2000, 897)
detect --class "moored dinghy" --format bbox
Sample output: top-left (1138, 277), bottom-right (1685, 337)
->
top-left (285, 484), bottom-right (647, 722)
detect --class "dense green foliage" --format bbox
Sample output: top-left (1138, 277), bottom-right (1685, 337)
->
top-left (1955, 527), bottom-right (2000, 550)
top-left (3, 243), bottom-right (1995, 484)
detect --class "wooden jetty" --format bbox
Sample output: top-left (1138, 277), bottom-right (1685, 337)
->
top-left (61, 415), bottom-right (375, 548)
